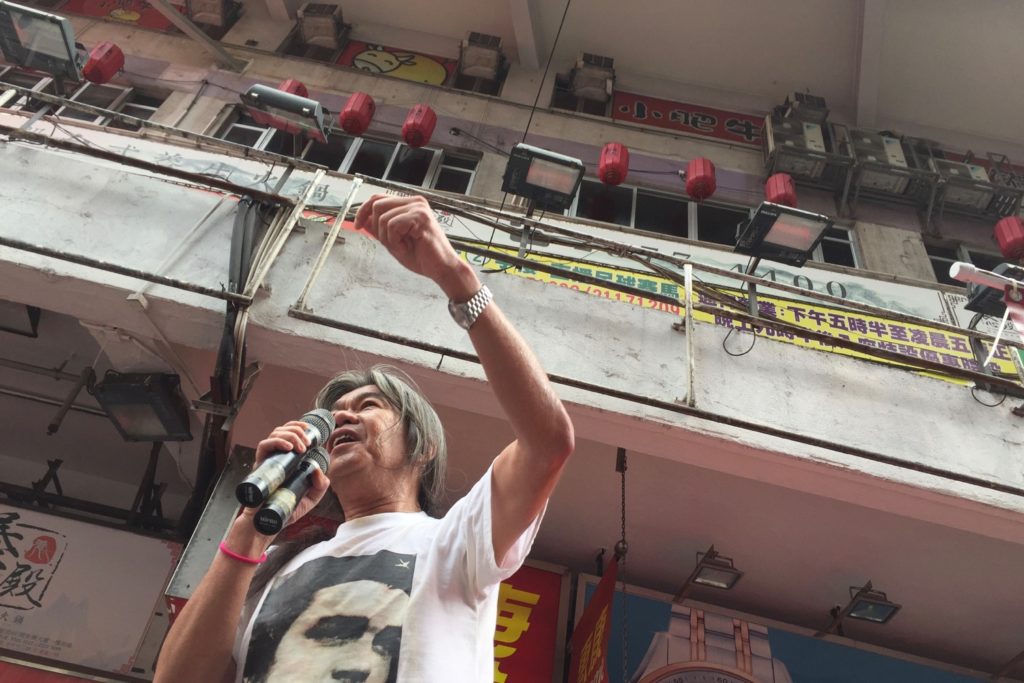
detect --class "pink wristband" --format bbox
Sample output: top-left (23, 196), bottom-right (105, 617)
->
top-left (218, 541), bottom-right (267, 565)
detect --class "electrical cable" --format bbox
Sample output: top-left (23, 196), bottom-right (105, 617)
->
top-left (970, 386), bottom-right (1007, 407)
top-left (485, 0), bottom-right (574, 250)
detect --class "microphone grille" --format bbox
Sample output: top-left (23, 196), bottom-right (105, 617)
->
top-left (305, 445), bottom-right (329, 473)
top-left (302, 408), bottom-right (336, 444)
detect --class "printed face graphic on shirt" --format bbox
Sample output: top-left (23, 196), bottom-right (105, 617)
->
top-left (244, 550), bottom-right (415, 683)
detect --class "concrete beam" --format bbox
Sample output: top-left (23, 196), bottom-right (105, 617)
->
top-left (508, 0), bottom-right (542, 71)
top-left (264, 0), bottom-right (291, 22)
top-left (854, 0), bottom-right (888, 127)
top-left (145, 0), bottom-right (248, 72)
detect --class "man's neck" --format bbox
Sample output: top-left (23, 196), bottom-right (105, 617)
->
top-left (341, 495), bottom-right (422, 521)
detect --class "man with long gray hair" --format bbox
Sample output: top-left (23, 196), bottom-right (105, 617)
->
top-left (155, 194), bottom-right (576, 682)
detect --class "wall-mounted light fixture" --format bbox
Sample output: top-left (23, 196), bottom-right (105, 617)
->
top-left (673, 545), bottom-right (744, 603)
top-left (816, 581), bottom-right (901, 637)
top-left (240, 83), bottom-right (328, 144)
top-left (735, 202), bottom-right (832, 268)
top-left (90, 371), bottom-right (192, 442)
top-left (501, 143), bottom-right (585, 213)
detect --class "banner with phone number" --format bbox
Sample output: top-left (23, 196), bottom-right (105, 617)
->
top-left (458, 246), bottom-right (1020, 383)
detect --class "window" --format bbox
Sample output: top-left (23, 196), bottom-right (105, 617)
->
top-left (925, 243), bottom-right (1003, 286)
top-left (108, 93), bottom-right (165, 130)
top-left (551, 73), bottom-right (609, 116)
top-left (695, 203), bottom-right (749, 246)
top-left (0, 66), bottom-right (57, 112)
top-left (811, 226), bottom-right (859, 268)
top-left (570, 178), bottom-right (749, 244)
top-left (56, 83), bottom-right (132, 123)
top-left (1, 67), bottom-right (166, 128)
top-left (215, 109), bottom-right (277, 148)
top-left (217, 111), bottom-right (478, 193)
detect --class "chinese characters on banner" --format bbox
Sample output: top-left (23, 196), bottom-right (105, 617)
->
top-left (613, 91), bottom-right (764, 147)
top-left (0, 510), bottom-right (69, 661)
top-left (0, 511), bottom-right (65, 612)
top-left (569, 557), bottom-right (619, 683)
top-left (457, 246), bottom-right (1019, 382)
top-left (0, 505), bottom-right (180, 674)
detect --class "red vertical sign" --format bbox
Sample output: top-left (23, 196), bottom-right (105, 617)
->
top-left (569, 558), bottom-right (619, 683)
top-left (493, 564), bottom-right (564, 682)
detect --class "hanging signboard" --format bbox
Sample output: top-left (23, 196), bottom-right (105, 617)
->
top-left (0, 505), bottom-right (179, 675)
top-left (336, 40), bottom-right (457, 86)
top-left (612, 91), bottom-right (764, 147)
top-left (576, 574), bottom-right (986, 683)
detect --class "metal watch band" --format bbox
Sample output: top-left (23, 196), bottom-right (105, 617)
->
top-left (449, 284), bottom-right (493, 330)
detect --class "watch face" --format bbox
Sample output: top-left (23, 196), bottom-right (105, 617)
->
top-left (639, 663), bottom-right (759, 683)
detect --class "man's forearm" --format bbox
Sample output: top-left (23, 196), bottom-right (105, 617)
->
top-left (154, 517), bottom-right (271, 683)
top-left (439, 260), bottom-right (573, 461)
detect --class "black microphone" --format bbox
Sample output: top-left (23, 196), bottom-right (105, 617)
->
top-left (235, 408), bottom-right (334, 507)
top-left (253, 445), bottom-right (329, 535)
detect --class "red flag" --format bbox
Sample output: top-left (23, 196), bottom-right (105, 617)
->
top-left (569, 557), bottom-right (619, 683)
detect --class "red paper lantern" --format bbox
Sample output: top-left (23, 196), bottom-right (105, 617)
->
top-left (277, 79), bottom-right (308, 97)
top-left (685, 157), bottom-right (716, 201)
top-left (338, 92), bottom-right (375, 136)
top-left (598, 142), bottom-right (629, 186)
top-left (765, 173), bottom-right (798, 207)
top-left (402, 104), bottom-right (437, 148)
top-left (995, 215), bottom-right (1024, 260)
top-left (82, 42), bottom-right (124, 85)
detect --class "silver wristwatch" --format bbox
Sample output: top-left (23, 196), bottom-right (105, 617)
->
top-left (448, 285), bottom-right (493, 330)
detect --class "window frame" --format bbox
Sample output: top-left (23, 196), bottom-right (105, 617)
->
top-left (1, 66), bottom-right (166, 129)
top-left (925, 242), bottom-right (1003, 286)
top-left (0, 66), bottom-right (57, 112)
top-left (216, 109), bottom-right (478, 193)
top-left (54, 82), bottom-right (133, 125)
top-left (810, 225), bottom-right (860, 269)
top-left (569, 177), bottom-right (757, 244)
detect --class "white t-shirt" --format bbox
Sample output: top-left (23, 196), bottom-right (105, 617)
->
top-left (233, 466), bottom-right (543, 683)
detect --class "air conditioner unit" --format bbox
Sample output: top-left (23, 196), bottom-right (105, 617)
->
top-left (764, 116), bottom-right (826, 179)
top-left (186, 0), bottom-right (232, 27)
top-left (459, 32), bottom-right (502, 80)
top-left (571, 52), bottom-right (614, 102)
top-left (298, 2), bottom-right (344, 50)
top-left (784, 91), bottom-right (828, 124)
top-left (931, 158), bottom-right (994, 209)
top-left (851, 130), bottom-right (910, 194)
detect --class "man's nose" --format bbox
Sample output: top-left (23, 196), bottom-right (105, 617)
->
top-left (333, 408), bottom-right (358, 425)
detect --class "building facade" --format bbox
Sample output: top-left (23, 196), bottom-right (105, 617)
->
top-left (0, 1), bottom-right (1022, 681)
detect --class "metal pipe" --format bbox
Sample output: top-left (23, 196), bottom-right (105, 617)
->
top-left (145, 0), bottom-right (247, 71)
top-left (0, 384), bottom-right (107, 418)
top-left (684, 264), bottom-right (695, 407)
top-left (0, 483), bottom-right (175, 531)
top-left (286, 305), bottom-right (1024, 499)
top-left (0, 122), bottom-right (294, 207)
top-left (242, 169), bottom-right (327, 299)
top-left (294, 178), bottom-right (363, 311)
top-left (0, 233), bottom-right (253, 305)
top-left (0, 357), bottom-right (80, 382)
top-left (0, 84), bottom-right (326, 175)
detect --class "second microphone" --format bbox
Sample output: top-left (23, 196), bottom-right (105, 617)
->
top-left (235, 408), bottom-right (335, 508)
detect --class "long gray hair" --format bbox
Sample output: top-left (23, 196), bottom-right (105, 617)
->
top-left (313, 365), bottom-right (447, 514)
top-left (248, 365), bottom-right (447, 598)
